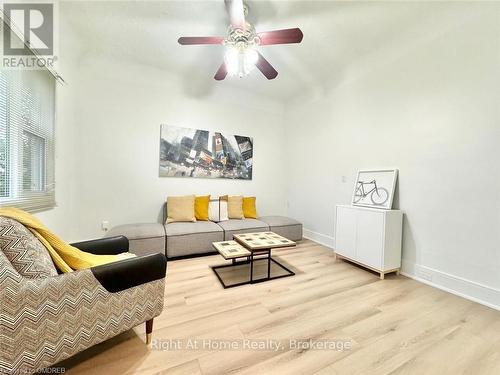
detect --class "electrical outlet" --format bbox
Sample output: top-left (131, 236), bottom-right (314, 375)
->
top-left (101, 220), bottom-right (110, 232)
top-left (341, 176), bottom-right (347, 183)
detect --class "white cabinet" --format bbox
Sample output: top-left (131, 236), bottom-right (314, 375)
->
top-left (334, 205), bottom-right (357, 259)
top-left (335, 205), bottom-right (403, 279)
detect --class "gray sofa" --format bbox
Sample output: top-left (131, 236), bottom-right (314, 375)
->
top-left (106, 223), bottom-right (166, 257)
top-left (105, 211), bottom-right (302, 259)
top-left (165, 221), bottom-right (224, 258)
top-left (217, 218), bottom-right (269, 241)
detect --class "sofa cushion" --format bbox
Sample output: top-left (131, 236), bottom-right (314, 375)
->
top-left (216, 219), bottom-right (268, 232)
top-left (165, 195), bottom-right (196, 224)
top-left (217, 219), bottom-right (269, 241)
top-left (195, 195), bottom-right (210, 221)
top-left (227, 196), bottom-right (244, 219)
top-left (106, 223), bottom-right (165, 240)
top-left (243, 196), bottom-right (257, 219)
top-left (105, 223), bottom-right (165, 257)
top-left (258, 216), bottom-right (301, 227)
top-left (258, 216), bottom-right (303, 242)
top-left (165, 221), bottom-right (223, 258)
top-left (0, 216), bottom-right (58, 278)
top-left (165, 221), bottom-right (223, 236)
top-left (208, 200), bottom-right (228, 222)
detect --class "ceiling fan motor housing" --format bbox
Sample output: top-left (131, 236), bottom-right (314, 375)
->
top-left (225, 23), bottom-right (260, 49)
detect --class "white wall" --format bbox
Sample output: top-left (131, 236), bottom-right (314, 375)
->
top-left (66, 55), bottom-right (287, 240)
top-left (285, 3), bottom-right (500, 307)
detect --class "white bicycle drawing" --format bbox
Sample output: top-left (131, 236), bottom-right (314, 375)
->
top-left (353, 180), bottom-right (389, 206)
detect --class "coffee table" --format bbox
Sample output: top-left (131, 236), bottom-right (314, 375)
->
top-left (211, 232), bottom-right (296, 288)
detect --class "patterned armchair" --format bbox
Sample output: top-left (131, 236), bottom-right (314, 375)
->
top-left (0, 217), bottom-right (167, 374)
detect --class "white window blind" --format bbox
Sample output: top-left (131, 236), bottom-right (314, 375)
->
top-left (0, 69), bottom-right (56, 212)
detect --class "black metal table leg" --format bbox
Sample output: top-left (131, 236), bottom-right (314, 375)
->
top-left (211, 246), bottom-right (295, 288)
top-left (267, 250), bottom-right (271, 278)
top-left (250, 252), bottom-right (254, 282)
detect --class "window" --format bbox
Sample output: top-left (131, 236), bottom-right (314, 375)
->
top-left (0, 69), bottom-right (56, 212)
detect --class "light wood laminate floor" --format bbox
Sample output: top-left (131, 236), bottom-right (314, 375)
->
top-left (61, 240), bottom-right (500, 375)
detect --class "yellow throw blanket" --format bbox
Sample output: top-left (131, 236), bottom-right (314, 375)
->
top-left (0, 207), bottom-right (133, 273)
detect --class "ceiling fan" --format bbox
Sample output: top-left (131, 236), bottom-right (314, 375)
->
top-left (178, 0), bottom-right (303, 80)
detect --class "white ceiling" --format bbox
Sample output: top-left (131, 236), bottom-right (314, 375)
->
top-left (60, 1), bottom-right (451, 102)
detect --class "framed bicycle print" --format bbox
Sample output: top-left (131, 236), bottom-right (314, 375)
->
top-left (351, 169), bottom-right (398, 209)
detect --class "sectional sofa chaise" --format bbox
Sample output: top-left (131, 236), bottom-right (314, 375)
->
top-left (105, 204), bottom-right (302, 258)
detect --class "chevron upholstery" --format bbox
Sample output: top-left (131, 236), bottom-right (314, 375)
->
top-left (0, 217), bottom-right (58, 279)
top-left (0, 227), bottom-right (165, 373)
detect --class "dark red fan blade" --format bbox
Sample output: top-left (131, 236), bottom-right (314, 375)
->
top-left (224, 0), bottom-right (245, 30)
top-left (257, 28), bottom-right (303, 45)
top-left (255, 52), bottom-right (278, 80)
top-left (178, 36), bottom-right (224, 45)
top-left (214, 63), bottom-right (228, 81)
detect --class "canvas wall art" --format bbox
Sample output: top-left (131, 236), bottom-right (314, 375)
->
top-left (351, 169), bottom-right (398, 209)
top-left (159, 124), bottom-right (253, 180)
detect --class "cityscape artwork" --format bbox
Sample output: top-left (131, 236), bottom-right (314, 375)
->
top-left (159, 124), bottom-right (253, 180)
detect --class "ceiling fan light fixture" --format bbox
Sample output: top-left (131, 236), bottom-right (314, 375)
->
top-left (244, 47), bottom-right (258, 70)
top-left (178, 0), bottom-right (303, 80)
top-left (224, 46), bottom-right (240, 75)
top-left (224, 45), bottom-right (258, 78)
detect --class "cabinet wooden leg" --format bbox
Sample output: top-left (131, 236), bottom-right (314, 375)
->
top-left (380, 272), bottom-right (385, 280)
top-left (146, 319), bottom-right (153, 345)
top-left (396, 269), bottom-right (400, 276)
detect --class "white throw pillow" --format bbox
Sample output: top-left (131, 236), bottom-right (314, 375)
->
top-left (209, 200), bottom-right (229, 222)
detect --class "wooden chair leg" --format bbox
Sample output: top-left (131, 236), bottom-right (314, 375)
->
top-left (146, 319), bottom-right (153, 345)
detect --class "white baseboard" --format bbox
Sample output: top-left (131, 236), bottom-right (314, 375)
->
top-left (303, 228), bottom-right (334, 249)
top-left (401, 260), bottom-right (500, 311)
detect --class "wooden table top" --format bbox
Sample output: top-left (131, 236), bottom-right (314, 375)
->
top-left (212, 240), bottom-right (251, 259)
top-left (233, 231), bottom-right (296, 250)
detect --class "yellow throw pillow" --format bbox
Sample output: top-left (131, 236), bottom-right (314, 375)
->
top-left (195, 195), bottom-right (210, 221)
top-left (242, 196), bottom-right (257, 219)
top-left (166, 195), bottom-right (196, 224)
top-left (227, 196), bottom-right (244, 219)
